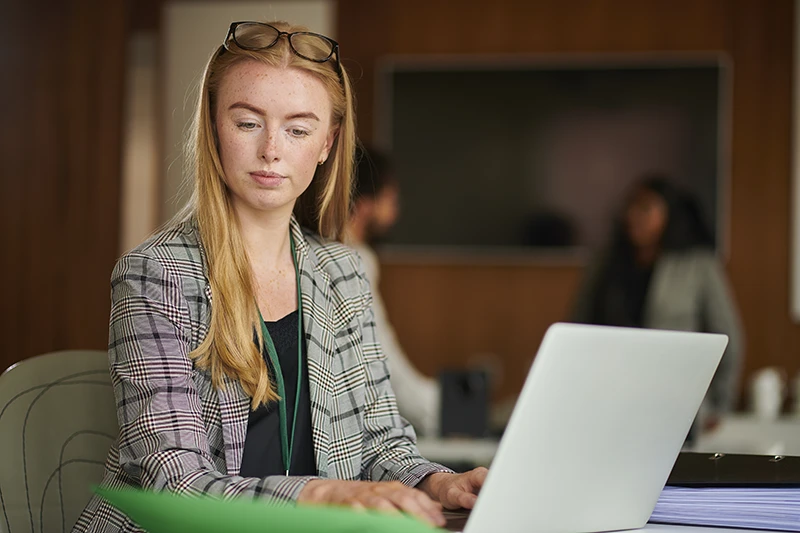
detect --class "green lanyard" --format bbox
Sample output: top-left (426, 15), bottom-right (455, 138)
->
top-left (257, 233), bottom-right (303, 476)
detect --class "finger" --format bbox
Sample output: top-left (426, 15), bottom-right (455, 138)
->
top-left (418, 493), bottom-right (445, 527)
top-left (375, 481), bottom-right (407, 493)
top-left (456, 490), bottom-right (479, 510)
top-left (469, 467), bottom-right (489, 488)
top-left (441, 486), bottom-right (465, 510)
top-left (363, 495), bottom-right (402, 515)
top-left (373, 483), bottom-right (443, 526)
top-left (389, 489), bottom-right (445, 527)
top-left (415, 491), bottom-right (444, 516)
top-left (345, 499), bottom-right (367, 513)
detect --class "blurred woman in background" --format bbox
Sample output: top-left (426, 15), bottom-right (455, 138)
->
top-left (571, 174), bottom-right (743, 437)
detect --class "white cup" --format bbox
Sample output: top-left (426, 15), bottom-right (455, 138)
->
top-left (751, 367), bottom-right (785, 420)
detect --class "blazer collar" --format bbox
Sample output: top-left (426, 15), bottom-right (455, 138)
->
top-left (290, 217), bottom-right (335, 478)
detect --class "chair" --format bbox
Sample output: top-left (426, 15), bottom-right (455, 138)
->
top-left (0, 350), bottom-right (118, 533)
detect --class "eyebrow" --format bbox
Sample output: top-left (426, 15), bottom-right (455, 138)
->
top-left (229, 102), bottom-right (265, 115)
top-left (228, 102), bottom-right (320, 122)
top-left (286, 112), bottom-right (321, 122)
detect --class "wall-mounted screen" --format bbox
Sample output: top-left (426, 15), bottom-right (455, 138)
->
top-left (375, 56), bottom-right (729, 254)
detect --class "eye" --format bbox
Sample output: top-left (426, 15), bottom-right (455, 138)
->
top-left (289, 128), bottom-right (311, 137)
top-left (236, 121), bottom-right (258, 130)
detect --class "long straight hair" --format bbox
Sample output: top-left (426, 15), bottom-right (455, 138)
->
top-left (174, 21), bottom-right (356, 407)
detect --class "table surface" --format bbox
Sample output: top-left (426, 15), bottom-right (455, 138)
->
top-left (691, 413), bottom-right (800, 456)
top-left (418, 413), bottom-right (800, 467)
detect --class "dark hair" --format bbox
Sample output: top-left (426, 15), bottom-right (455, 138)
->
top-left (352, 144), bottom-right (394, 203)
top-left (610, 173), bottom-right (714, 253)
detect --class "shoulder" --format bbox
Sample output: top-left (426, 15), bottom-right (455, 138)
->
top-left (110, 219), bottom-right (211, 346)
top-left (302, 229), bottom-right (366, 282)
top-left (114, 219), bottom-right (206, 284)
top-left (658, 247), bottom-right (726, 287)
top-left (662, 247), bottom-right (720, 269)
top-left (350, 244), bottom-right (379, 284)
top-left (301, 229), bottom-right (374, 322)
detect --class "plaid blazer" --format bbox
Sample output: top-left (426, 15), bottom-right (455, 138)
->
top-left (74, 217), bottom-right (449, 533)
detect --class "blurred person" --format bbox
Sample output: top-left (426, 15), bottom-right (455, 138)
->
top-left (74, 21), bottom-right (487, 532)
top-left (570, 174), bottom-right (743, 437)
top-left (347, 145), bottom-right (441, 437)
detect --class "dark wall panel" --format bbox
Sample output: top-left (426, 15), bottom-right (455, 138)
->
top-left (0, 0), bottom-right (127, 371)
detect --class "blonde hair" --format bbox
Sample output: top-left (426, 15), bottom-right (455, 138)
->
top-left (177, 21), bottom-right (356, 407)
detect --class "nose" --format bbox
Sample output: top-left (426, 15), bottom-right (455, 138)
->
top-left (260, 128), bottom-right (281, 162)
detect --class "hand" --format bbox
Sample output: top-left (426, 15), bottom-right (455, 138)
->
top-left (297, 479), bottom-right (445, 527)
top-left (417, 467), bottom-right (488, 510)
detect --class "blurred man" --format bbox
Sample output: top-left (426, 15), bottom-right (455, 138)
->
top-left (347, 145), bottom-right (440, 436)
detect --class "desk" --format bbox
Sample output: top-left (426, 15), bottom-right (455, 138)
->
top-left (420, 414), bottom-right (800, 468)
top-left (691, 414), bottom-right (800, 456)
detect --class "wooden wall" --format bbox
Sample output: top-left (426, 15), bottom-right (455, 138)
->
top-left (0, 0), bottom-right (127, 372)
top-left (338, 0), bottom-right (797, 404)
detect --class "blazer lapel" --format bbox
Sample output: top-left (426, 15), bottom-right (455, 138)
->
top-left (193, 220), bottom-right (251, 476)
top-left (290, 219), bottom-right (337, 478)
top-left (217, 376), bottom-right (251, 475)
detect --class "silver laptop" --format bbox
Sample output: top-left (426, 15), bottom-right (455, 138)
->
top-left (451, 323), bottom-right (728, 533)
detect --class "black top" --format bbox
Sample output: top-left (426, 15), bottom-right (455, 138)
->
top-left (590, 259), bottom-right (655, 328)
top-left (239, 310), bottom-right (316, 477)
top-left (625, 262), bottom-right (654, 327)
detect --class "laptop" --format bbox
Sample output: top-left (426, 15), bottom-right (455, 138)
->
top-left (446, 323), bottom-right (728, 533)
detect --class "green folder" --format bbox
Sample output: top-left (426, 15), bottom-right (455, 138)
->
top-left (95, 486), bottom-right (442, 533)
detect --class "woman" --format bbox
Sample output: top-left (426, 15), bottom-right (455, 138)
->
top-left (75, 21), bottom-right (484, 532)
top-left (571, 175), bottom-right (744, 434)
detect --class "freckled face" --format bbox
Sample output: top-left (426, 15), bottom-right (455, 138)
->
top-left (214, 60), bottom-right (336, 218)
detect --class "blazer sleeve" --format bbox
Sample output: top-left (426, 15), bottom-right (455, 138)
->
top-left (699, 253), bottom-right (745, 415)
top-left (109, 251), bottom-right (316, 502)
top-left (350, 256), bottom-right (453, 484)
top-left (358, 247), bottom-right (440, 437)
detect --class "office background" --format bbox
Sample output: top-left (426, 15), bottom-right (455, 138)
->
top-left (0, 0), bottom-right (795, 407)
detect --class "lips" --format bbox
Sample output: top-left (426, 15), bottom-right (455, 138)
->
top-left (249, 170), bottom-right (286, 186)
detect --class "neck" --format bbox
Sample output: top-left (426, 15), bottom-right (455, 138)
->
top-left (235, 203), bottom-right (294, 270)
top-left (634, 244), bottom-right (659, 267)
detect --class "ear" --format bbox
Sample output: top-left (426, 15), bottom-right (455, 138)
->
top-left (320, 125), bottom-right (339, 163)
